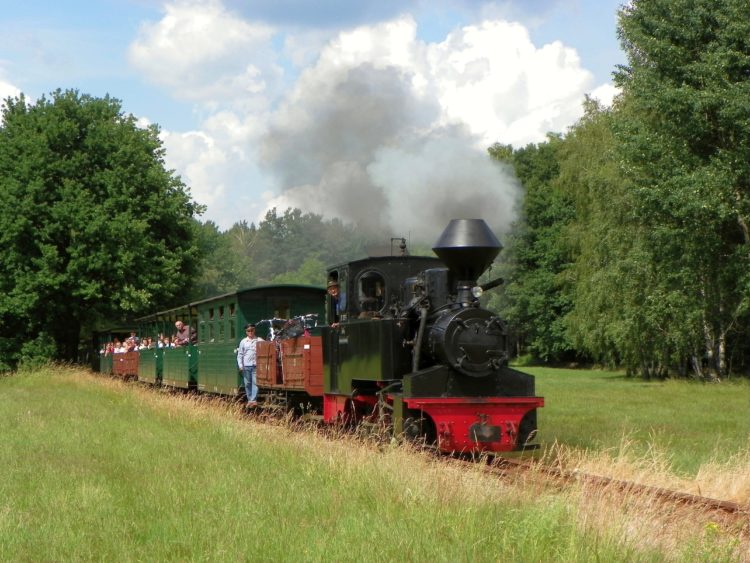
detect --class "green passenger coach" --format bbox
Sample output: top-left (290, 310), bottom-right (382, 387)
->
top-left (114, 284), bottom-right (327, 396)
top-left (195, 285), bottom-right (326, 396)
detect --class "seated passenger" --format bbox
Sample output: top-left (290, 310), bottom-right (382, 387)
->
top-left (174, 321), bottom-right (195, 346)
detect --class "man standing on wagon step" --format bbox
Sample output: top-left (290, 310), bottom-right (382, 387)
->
top-left (237, 323), bottom-right (264, 407)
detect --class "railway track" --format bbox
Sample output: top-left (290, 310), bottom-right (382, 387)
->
top-left (486, 456), bottom-right (749, 518)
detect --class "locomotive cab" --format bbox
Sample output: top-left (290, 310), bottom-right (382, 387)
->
top-left (326, 267), bottom-right (394, 323)
top-left (322, 255), bottom-right (443, 391)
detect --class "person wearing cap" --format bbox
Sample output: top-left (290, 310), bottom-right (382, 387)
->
top-left (237, 323), bottom-right (264, 407)
top-left (327, 279), bottom-right (345, 327)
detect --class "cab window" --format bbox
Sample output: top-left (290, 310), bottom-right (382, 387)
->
top-left (357, 270), bottom-right (386, 313)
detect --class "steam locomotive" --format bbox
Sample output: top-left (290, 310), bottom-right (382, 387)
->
top-left (94, 219), bottom-right (543, 453)
top-left (320, 218), bottom-right (543, 452)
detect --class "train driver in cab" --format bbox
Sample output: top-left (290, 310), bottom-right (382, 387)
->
top-left (327, 279), bottom-right (345, 327)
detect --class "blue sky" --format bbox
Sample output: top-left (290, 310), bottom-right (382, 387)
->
top-left (0, 0), bottom-right (626, 238)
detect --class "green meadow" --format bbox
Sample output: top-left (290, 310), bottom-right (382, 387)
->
top-left (0, 366), bottom-right (747, 562)
top-left (526, 367), bottom-right (750, 475)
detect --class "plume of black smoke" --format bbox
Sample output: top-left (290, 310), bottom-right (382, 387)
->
top-left (260, 62), bottom-right (521, 243)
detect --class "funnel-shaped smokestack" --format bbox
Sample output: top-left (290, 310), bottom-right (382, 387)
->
top-left (432, 219), bottom-right (502, 282)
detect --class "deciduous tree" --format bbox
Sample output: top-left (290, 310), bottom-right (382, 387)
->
top-left (612, 0), bottom-right (750, 377)
top-left (488, 137), bottom-right (577, 362)
top-left (0, 90), bottom-right (202, 367)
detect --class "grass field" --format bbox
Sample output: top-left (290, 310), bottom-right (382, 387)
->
top-left (0, 366), bottom-right (748, 562)
top-left (525, 367), bottom-right (750, 475)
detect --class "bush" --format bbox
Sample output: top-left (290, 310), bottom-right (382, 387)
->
top-left (510, 353), bottom-right (538, 367)
top-left (17, 332), bottom-right (57, 372)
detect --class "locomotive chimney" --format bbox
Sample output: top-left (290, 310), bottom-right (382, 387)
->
top-left (432, 219), bottom-right (502, 284)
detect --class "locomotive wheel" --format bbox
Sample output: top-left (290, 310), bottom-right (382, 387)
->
top-left (403, 413), bottom-right (436, 446)
top-left (517, 411), bottom-right (538, 448)
top-left (335, 399), bottom-right (358, 428)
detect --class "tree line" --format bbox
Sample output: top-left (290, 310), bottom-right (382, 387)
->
top-left (1, 0), bottom-right (747, 380)
top-left (190, 208), bottom-right (370, 301)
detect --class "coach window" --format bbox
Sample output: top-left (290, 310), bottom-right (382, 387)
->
top-left (229, 303), bottom-right (236, 339)
top-left (273, 301), bottom-right (290, 319)
top-left (357, 270), bottom-right (386, 314)
top-left (218, 306), bottom-right (225, 341)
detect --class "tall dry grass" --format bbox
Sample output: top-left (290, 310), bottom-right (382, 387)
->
top-left (540, 436), bottom-right (750, 504)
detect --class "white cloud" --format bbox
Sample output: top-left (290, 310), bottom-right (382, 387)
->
top-left (424, 21), bottom-right (594, 147)
top-left (0, 71), bottom-right (21, 105)
top-left (282, 28), bottom-right (336, 68)
top-left (590, 82), bottom-right (619, 107)
top-left (160, 129), bottom-right (228, 208)
top-left (266, 16), bottom-right (596, 152)
top-left (128, 0), bottom-right (281, 106)
top-left (159, 111), bottom-right (270, 229)
top-left (0, 80), bottom-right (20, 102)
top-left (321, 16), bottom-right (418, 69)
top-left (0, 70), bottom-right (21, 123)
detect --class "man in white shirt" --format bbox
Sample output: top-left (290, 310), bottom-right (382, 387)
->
top-left (237, 324), bottom-right (264, 406)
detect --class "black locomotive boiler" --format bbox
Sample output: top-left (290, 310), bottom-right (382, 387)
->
top-left (321, 219), bottom-right (543, 452)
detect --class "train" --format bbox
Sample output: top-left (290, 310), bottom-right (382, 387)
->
top-left (93, 219), bottom-right (544, 453)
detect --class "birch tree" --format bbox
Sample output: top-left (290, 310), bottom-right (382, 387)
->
top-left (613, 0), bottom-right (750, 377)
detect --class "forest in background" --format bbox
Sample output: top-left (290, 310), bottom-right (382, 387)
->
top-left (1, 0), bottom-right (748, 379)
top-left (486, 0), bottom-right (750, 380)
